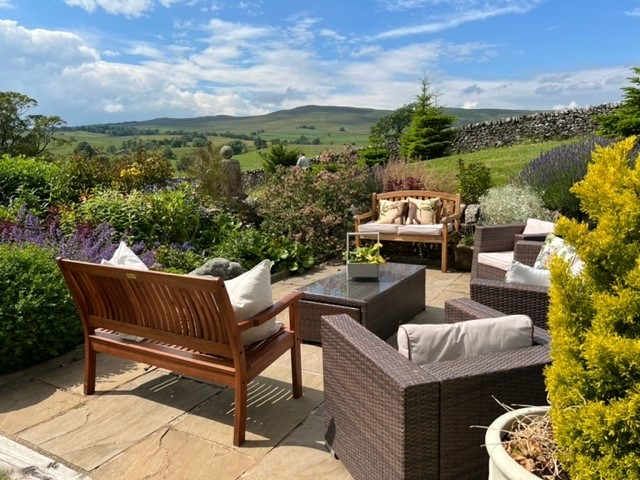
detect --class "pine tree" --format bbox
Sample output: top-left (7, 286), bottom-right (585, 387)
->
top-left (595, 66), bottom-right (640, 137)
top-left (400, 78), bottom-right (456, 160)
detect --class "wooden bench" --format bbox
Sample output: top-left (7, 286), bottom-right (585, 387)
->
top-left (57, 258), bottom-right (303, 446)
top-left (354, 190), bottom-right (462, 272)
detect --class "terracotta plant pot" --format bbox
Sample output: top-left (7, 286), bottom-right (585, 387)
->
top-left (485, 405), bottom-right (550, 480)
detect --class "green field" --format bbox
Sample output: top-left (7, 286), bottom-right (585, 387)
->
top-left (53, 104), bottom-right (555, 175)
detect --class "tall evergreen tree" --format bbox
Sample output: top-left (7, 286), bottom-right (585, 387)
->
top-left (401, 78), bottom-right (456, 160)
top-left (595, 66), bottom-right (640, 137)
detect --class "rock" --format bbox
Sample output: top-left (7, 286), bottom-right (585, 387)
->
top-left (189, 258), bottom-right (244, 280)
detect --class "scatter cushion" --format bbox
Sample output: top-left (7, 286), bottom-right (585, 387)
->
top-left (477, 251), bottom-right (514, 272)
top-left (534, 233), bottom-right (581, 273)
top-left (397, 315), bottom-right (533, 365)
top-left (101, 241), bottom-right (148, 270)
top-left (377, 199), bottom-right (407, 224)
top-left (405, 197), bottom-right (440, 225)
top-left (523, 218), bottom-right (555, 235)
top-left (225, 259), bottom-right (280, 345)
top-left (506, 261), bottom-right (551, 287)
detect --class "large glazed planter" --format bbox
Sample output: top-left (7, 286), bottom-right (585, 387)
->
top-left (485, 405), bottom-right (550, 480)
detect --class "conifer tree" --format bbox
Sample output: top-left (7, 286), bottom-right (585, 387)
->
top-left (400, 78), bottom-right (456, 160)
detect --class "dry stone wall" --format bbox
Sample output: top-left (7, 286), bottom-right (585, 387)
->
top-left (452, 103), bottom-right (620, 153)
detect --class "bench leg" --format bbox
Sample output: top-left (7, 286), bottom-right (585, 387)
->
top-left (233, 381), bottom-right (247, 446)
top-left (441, 243), bottom-right (448, 273)
top-left (291, 340), bottom-right (302, 399)
top-left (84, 341), bottom-right (96, 395)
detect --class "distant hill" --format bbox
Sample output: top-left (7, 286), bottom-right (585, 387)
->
top-left (100, 105), bottom-right (540, 134)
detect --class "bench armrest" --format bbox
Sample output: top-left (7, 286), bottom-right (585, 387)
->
top-left (237, 290), bottom-right (304, 331)
top-left (354, 211), bottom-right (374, 227)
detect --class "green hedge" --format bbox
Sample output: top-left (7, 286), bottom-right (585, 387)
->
top-left (0, 244), bottom-right (82, 373)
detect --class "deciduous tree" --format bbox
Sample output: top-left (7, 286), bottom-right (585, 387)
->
top-left (0, 91), bottom-right (66, 157)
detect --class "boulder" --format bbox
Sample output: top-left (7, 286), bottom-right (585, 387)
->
top-left (189, 258), bottom-right (244, 280)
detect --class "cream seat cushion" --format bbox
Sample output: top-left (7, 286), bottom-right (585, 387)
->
top-left (397, 223), bottom-right (453, 236)
top-left (358, 222), bottom-right (400, 234)
top-left (477, 251), bottom-right (514, 272)
top-left (397, 315), bottom-right (533, 365)
top-left (523, 218), bottom-right (555, 235)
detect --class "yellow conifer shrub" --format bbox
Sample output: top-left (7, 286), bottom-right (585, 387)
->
top-left (546, 136), bottom-right (640, 479)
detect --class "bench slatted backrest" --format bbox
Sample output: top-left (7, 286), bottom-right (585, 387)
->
top-left (58, 258), bottom-right (240, 358)
top-left (372, 190), bottom-right (461, 221)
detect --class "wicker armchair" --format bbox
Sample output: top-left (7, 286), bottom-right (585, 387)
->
top-left (470, 224), bottom-right (550, 328)
top-left (471, 223), bottom-right (547, 280)
top-left (321, 299), bottom-right (550, 480)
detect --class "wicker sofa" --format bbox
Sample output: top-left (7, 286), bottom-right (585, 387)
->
top-left (321, 298), bottom-right (551, 480)
top-left (470, 224), bottom-right (550, 329)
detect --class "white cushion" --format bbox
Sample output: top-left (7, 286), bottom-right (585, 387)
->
top-left (397, 315), bottom-right (533, 365)
top-left (477, 251), bottom-right (514, 272)
top-left (506, 261), bottom-right (551, 287)
top-left (523, 218), bottom-right (555, 235)
top-left (225, 259), bottom-right (280, 345)
top-left (101, 242), bottom-right (149, 270)
top-left (397, 223), bottom-right (448, 236)
top-left (534, 233), bottom-right (582, 274)
top-left (358, 222), bottom-right (400, 234)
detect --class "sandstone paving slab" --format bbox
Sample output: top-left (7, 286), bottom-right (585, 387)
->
top-left (91, 426), bottom-right (255, 480)
top-left (239, 406), bottom-right (352, 480)
top-left (0, 379), bottom-right (82, 435)
top-left (36, 354), bottom-right (152, 395)
top-left (18, 369), bottom-right (221, 471)
top-left (272, 343), bottom-right (323, 376)
top-left (171, 365), bottom-right (324, 459)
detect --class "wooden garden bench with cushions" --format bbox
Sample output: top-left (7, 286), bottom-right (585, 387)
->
top-left (57, 258), bottom-right (303, 446)
top-left (354, 190), bottom-right (462, 272)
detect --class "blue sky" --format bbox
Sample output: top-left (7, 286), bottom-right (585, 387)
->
top-left (1, 0), bottom-right (638, 125)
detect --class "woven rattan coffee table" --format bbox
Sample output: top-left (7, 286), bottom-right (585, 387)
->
top-left (297, 262), bottom-right (426, 343)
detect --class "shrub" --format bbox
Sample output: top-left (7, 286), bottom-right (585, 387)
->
top-left (0, 243), bottom-right (82, 373)
top-left (183, 142), bottom-right (225, 200)
top-left (516, 137), bottom-right (614, 219)
top-left (545, 137), bottom-right (640, 479)
top-left (259, 143), bottom-right (300, 172)
top-left (378, 159), bottom-right (456, 193)
top-left (479, 184), bottom-right (553, 225)
top-left (56, 151), bottom-right (115, 200)
top-left (154, 243), bottom-right (208, 273)
top-left (0, 155), bottom-right (66, 216)
top-left (113, 150), bottom-right (174, 192)
top-left (456, 158), bottom-right (493, 204)
top-left (62, 183), bottom-right (219, 249)
top-left (256, 164), bottom-right (374, 260)
top-left (213, 226), bottom-right (314, 273)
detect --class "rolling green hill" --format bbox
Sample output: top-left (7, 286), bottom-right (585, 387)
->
top-left (112, 104), bottom-right (539, 133)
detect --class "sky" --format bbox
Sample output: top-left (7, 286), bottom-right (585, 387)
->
top-left (0, 0), bottom-right (638, 126)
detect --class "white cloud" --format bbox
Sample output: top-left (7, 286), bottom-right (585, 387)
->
top-left (463, 101), bottom-right (478, 108)
top-left (372, 0), bottom-right (545, 39)
top-left (625, 7), bottom-right (640, 16)
top-left (0, 0), bottom-right (14, 8)
top-left (64, 0), bottom-right (173, 17)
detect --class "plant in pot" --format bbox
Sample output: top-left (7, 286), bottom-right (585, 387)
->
top-left (486, 137), bottom-right (640, 479)
top-left (344, 240), bottom-right (385, 280)
top-left (454, 232), bottom-right (474, 271)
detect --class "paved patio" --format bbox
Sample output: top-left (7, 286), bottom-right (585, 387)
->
top-left (0, 262), bottom-right (470, 480)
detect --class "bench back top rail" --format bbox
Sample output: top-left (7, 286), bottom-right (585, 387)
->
top-left (57, 258), bottom-right (241, 359)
